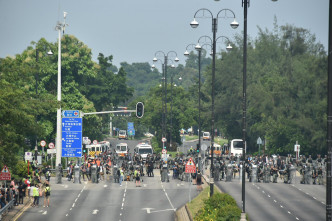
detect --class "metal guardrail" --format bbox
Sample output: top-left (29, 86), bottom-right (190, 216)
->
top-left (0, 199), bottom-right (14, 221)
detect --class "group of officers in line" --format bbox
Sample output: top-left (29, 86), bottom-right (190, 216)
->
top-left (57, 144), bottom-right (327, 187)
top-left (208, 153), bottom-right (326, 185)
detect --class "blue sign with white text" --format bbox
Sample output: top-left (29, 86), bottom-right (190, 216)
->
top-left (62, 117), bottom-right (82, 157)
top-left (127, 122), bottom-right (135, 136)
top-left (62, 110), bottom-right (80, 118)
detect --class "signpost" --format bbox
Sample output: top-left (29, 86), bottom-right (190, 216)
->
top-left (62, 117), bottom-right (83, 157)
top-left (62, 110), bottom-right (80, 118)
top-left (294, 141), bottom-right (300, 161)
top-left (185, 157), bottom-right (196, 173)
top-left (0, 165), bottom-right (11, 181)
top-left (49, 142), bottom-right (55, 149)
top-left (185, 157), bottom-right (196, 203)
top-left (162, 137), bottom-right (167, 149)
top-left (127, 122), bottom-right (135, 137)
top-left (25, 152), bottom-right (33, 162)
top-left (257, 137), bottom-right (262, 156)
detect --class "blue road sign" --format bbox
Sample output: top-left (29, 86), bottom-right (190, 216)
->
top-left (127, 122), bottom-right (135, 136)
top-left (62, 110), bottom-right (80, 118)
top-left (62, 117), bottom-right (82, 157)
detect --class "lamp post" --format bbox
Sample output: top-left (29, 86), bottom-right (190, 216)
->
top-left (191, 8), bottom-right (238, 197)
top-left (152, 62), bottom-right (166, 140)
top-left (34, 47), bottom-right (53, 163)
top-left (153, 51), bottom-right (179, 149)
top-left (184, 43), bottom-right (203, 171)
top-left (55, 12), bottom-right (68, 178)
top-left (327, 1), bottom-right (332, 220)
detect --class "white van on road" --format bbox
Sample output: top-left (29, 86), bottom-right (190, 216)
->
top-left (134, 143), bottom-right (153, 161)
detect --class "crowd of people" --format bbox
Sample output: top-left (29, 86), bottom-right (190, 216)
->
top-left (0, 166), bottom-right (52, 210)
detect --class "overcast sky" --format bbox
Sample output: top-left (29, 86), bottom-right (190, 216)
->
top-left (0, 0), bottom-right (329, 68)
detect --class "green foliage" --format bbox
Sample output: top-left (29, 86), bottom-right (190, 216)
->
top-left (195, 193), bottom-right (241, 221)
top-left (206, 23), bottom-right (327, 155)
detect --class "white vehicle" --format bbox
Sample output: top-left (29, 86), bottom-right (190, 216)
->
top-left (203, 132), bottom-right (211, 141)
top-left (116, 143), bottom-right (129, 157)
top-left (134, 143), bottom-right (153, 161)
top-left (230, 139), bottom-right (245, 156)
top-left (118, 130), bottom-right (128, 140)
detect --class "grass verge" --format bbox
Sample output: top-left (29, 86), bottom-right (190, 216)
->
top-left (187, 185), bottom-right (222, 218)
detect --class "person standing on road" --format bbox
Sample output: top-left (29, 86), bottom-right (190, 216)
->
top-left (32, 184), bottom-right (39, 207)
top-left (43, 183), bottom-right (51, 207)
top-left (134, 167), bottom-right (141, 187)
top-left (119, 167), bottom-right (124, 186)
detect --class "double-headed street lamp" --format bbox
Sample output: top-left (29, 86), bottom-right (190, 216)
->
top-left (185, 35), bottom-right (232, 173)
top-left (152, 51), bottom-right (179, 149)
top-left (191, 8), bottom-right (238, 197)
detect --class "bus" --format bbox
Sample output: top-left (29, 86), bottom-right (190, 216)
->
top-left (230, 139), bottom-right (244, 156)
top-left (86, 141), bottom-right (110, 158)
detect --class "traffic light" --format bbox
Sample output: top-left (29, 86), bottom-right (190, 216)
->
top-left (196, 143), bottom-right (200, 153)
top-left (83, 145), bottom-right (87, 153)
top-left (136, 102), bottom-right (144, 118)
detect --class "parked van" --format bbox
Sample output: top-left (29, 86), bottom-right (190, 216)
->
top-left (118, 130), bottom-right (127, 140)
top-left (202, 132), bottom-right (211, 141)
top-left (134, 143), bottom-right (153, 161)
top-left (116, 143), bottom-right (129, 157)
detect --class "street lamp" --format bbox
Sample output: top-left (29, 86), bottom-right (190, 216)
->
top-left (191, 8), bottom-right (238, 197)
top-left (55, 12), bottom-right (68, 183)
top-left (152, 60), bottom-right (166, 140)
top-left (153, 51), bottom-right (179, 149)
top-left (34, 46), bottom-right (53, 163)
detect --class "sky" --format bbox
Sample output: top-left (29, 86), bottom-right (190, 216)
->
top-left (0, 0), bottom-right (329, 69)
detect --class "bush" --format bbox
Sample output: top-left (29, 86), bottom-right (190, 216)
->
top-left (195, 193), bottom-right (241, 221)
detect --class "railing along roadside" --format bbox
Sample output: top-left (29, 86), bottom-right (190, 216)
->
top-left (0, 199), bottom-right (14, 221)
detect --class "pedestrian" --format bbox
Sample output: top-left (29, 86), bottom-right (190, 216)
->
top-left (196, 170), bottom-right (203, 191)
top-left (18, 182), bottom-right (24, 204)
top-left (32, 184), bottom-right (39, 207)
top-left (134, 167), bottom-right (141, 187)
top-left (119, 167), bottom-right (124, 186)
top-left (43, 183), bottom-right (51, 207)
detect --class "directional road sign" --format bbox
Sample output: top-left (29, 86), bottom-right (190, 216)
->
top-left (62, 110), bottom-right (80, 118)
top-left (62, 117), bottom-right (82, 157)
top-left (127, 122), bottom-right (135, 136)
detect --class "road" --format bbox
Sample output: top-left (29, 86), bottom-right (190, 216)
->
top-left (17, 139), bottom-right (199, 221)
top-left (184, 138), bottom-right (326, 221)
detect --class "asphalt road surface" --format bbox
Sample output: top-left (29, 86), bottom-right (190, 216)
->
top-left (17, 139), bottom-right (199, 221)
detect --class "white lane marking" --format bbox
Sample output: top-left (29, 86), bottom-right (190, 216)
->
top-left (75, 198), bottom-right (78, 202)
top-left (72, 203), bottom-right (75, 207)
top-left (120, 213), bottom-right (122, 216)
top-left (70, 208), bottom-right (72, 211)
top-left (149, 208), bottom-right (177, 213)
top-left (122, 203), bottom-right (124, 207)
top-left (66, 214), bottom-right (69, 216)
top-left (296, 217), bottom-right (299, 220)
top-left (268, 195), bottom-right (271, 198)
top-left (92, 209), bottom-right (99, 214)
top-left (274, 200), bottom-right (277, 203)
top-left (288, 211), bottom-right (291, 214)
top-left (313, 197), bottom-right (317, 200)
top-left (280, 205), bottom-right (283, 208)
top-left (42, 211), bottom-right (47, 215)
